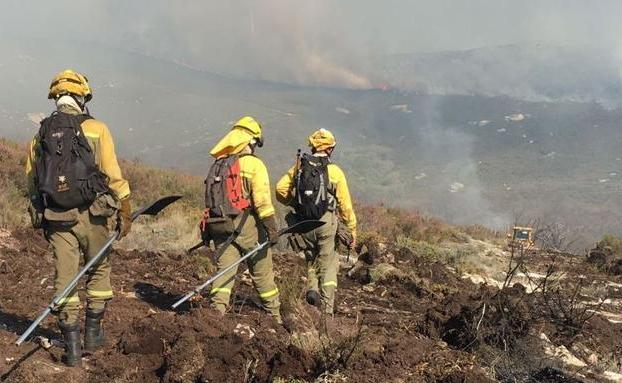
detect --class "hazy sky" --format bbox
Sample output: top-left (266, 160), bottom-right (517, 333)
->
top-left (1, 1), bottom-right (620, 236)
top-left (2, 0), bottom-right (622, 87)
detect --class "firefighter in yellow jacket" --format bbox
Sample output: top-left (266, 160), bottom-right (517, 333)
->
top-left (204, 116), bottom-right (282, 322)
top-left (25, 70), bottom-right (132, 366)
top-left (275, 129), bottom-right (356, 315)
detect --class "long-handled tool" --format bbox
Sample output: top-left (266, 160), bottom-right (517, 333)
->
top-left (15, 195), bottom-right (182, 346)
top-left (171, 220), bottom-right (324, 309)
top-left (186, 241), bottom-right (205, 255)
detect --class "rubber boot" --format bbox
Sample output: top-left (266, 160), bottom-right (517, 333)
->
top-left (59, 321), bottom-right (82, 367)
top-left (306, 290), bottom-right (322, 308)
top-left (84, 308), bottom-right (105, 352)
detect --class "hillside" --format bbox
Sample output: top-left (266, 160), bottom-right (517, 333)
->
top-left (1, 137), bottom-right (622, 382)
top-left (376, 44), bottom-right (622, 106)
top-left (1, 38), bottom-right (622, 247)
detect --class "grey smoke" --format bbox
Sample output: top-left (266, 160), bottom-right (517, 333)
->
top-left (1, 0), bottom-right (621, 238)
top-left (414, 99), bottom-right (511, 229)
top-left (4, 0), bottom-right (622, 99)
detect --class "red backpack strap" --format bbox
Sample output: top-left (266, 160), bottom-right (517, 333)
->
top-left (226, 156), bottom-right (251, 212)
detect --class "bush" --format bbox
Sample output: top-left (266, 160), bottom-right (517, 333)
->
top-left (596, 234), bottom-right (622, 255)
top-left (121, 159), bottom-right (203, 211)
top-left (461, 224), bottom-right (503, 242)
top-left (407, 239), bottom-right (451, 262)
top-left (356, 204), bottom-right (463, 245)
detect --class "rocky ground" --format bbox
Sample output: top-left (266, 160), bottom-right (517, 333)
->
top-left (0, 228), bottom-right (621, 383)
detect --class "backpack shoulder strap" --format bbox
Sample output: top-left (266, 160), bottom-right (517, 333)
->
top-left (215, 152), bottom-right (243, 161)
top-left (325, 161), bottom-right (337, 194)
top-left (43, 112), bottom-right (90, 135)
top-left (62, 114), bottom-right (96, 153)
top-left (75, 113), bottom-right (93, 124)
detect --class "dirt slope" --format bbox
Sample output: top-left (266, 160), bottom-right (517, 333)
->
top-left (1, 229), bottom-right (621, 383)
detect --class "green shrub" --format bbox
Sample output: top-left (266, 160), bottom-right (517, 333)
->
top-left (597, 234), bottom-right (622, 255)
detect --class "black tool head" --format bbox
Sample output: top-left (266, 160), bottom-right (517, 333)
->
top-left (280, 220), bottom-right (325, 236)
top-left (131, 195), bottom-right (183, 221)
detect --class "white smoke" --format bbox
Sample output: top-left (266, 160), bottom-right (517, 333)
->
top-left (4, 0), bottom-right (622, 99)
top-left (414, 99), bottom-right (511, 229)
top-left (102, 0), bottom-right (374, 89)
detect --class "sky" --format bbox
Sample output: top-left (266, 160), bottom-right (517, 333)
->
top-left (2, 0), bottom-right (622, 88)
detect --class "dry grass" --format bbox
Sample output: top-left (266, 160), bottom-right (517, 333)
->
top-left (461, 224), bottom-right (504, 244)
top-left (120, 159), bottom-right (203, 210)
top-left (0, 139), bottom-right (29, 229)
top-left (356, 204), bottom-right (465, 245)
top-left (1, 137), bottom-right (492, 255)
top-left (118, 208), bottom-right (201, 252)
top-left (119, 159), bottom-right (204, 251)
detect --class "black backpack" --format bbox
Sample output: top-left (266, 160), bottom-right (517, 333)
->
top-left (204, 154), bottom-right (251, 217)
top-left (294, 153), bottom-right (331, 219)
top-left (34, 112), bottom-right (110, 210)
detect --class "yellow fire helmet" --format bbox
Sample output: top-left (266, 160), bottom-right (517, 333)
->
top-left (233, 116), bottom-right (263, 146)
top-left (210, 116), bottom-right (264, 158)
top-left (48, 69), bottom-right (92, 102)
top-left (308, 128), bottom-right (336, 152)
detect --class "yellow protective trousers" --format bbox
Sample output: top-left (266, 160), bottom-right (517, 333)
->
top-left (207, 213), bottom-right (281, 318)
top-left (302, 211), bottom-right (339, 314)
top-left (45, 209), bottom-right (113, 324)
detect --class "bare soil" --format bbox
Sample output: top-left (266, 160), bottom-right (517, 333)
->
top-left (1, 229), bottom-right (620, 382)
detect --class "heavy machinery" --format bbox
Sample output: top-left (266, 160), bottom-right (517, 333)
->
top-left (506, 226), bottom-right (537, 252)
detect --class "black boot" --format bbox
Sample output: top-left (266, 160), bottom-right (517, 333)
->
top-left (84, 308), bottom-right (105, 352)
top-left (305, 290), bottom-right (322, 308)
top-left (59, 321), bottom-right (82, 367)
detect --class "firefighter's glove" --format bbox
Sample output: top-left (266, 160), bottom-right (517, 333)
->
top-left (199, 209), bottom-right (211, 245)
top-left (117, 198), bottom-right (132, 239)
top-left (28, 198), bottom-right (44, 229)
top-left (337, 224), bottom-right (356, 250)
top-left (349, 231), bottom-right (357, 250)
top-left (262, 215), bottom-right (280, 246)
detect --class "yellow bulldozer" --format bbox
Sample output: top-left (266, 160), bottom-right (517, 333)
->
top-left (506, 226), bottom-right (537, 253)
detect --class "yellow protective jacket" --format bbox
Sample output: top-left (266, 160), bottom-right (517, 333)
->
top-left (239, 154), bottom-right (276, 219)
top-left (275, 159), bottom-right (357, 235)
top-left (26, 113), bottom-right (131, 203)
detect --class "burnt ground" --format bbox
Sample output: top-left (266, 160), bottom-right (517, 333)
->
top-left (0, 229), bottom-right (621, 383)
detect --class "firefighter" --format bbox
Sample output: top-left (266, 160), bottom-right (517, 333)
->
top-left (25, 69), bottom-right (132, 366)
top-left (275, 128), bottom-right (356, 315)
top-left (203, 116), bottom-right (282, 322)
